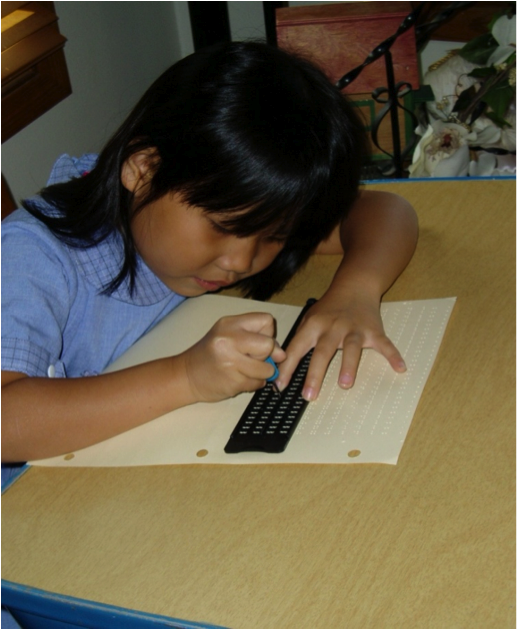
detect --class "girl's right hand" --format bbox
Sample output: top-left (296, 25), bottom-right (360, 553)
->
top-left (180, 313), bottom-right (286, 402)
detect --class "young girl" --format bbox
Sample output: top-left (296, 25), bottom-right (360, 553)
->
top-left (2, 42), bottom-right (418, 465)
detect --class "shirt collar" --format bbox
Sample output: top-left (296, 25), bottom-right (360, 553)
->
top-left (47, 153), bottom-right (99, 186)
top-left (70, 233), bottom-right (173, 305)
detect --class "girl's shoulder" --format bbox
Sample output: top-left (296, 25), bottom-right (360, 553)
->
top-left (2, 207), bottom-right (64, 244)
top-left (2, 208), bottom-right (79, 289)
top-left (2, 207), bottom-right (116, 299)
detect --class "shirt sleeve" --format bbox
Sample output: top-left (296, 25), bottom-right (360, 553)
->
top-left (1, 213), bottom-right (77, 377)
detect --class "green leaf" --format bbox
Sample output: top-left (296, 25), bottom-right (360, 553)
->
top-left (485, 111), bottom-right (512, 128)
top-left (468, 101), bottom-right (488, 125)
top-left (412, 85), bottom-right (435, 103)
top-left (459, 33), bottom-right (498, 65)
top-left (452, 85), bottom-right (478, 113)
top-left (483, 84), bottom-right (515, 119)
top-left (468, 67), bottom-right (497, 79)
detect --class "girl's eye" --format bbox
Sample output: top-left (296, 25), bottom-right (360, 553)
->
top-left (207, 217), bottom-right (287, 244)
top-left (264, 234), bottom-right (287, 244)
top-left (208, 219), bottom-right (232, 236)
top-left (263, 229), bottom-right (290, 243)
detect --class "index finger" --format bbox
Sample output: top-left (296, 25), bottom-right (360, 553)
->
top-left (276, 332), bottom-right (313, 391)
top-left (300, 335), bottom-right (340, 401)
top-left (275, 299), bottom-right (318, 376)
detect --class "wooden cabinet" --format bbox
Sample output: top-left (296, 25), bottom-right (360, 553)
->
top-left (2, 1), bottom-right (71, 141)
top-left (1, 2), bottom-right (71, 217)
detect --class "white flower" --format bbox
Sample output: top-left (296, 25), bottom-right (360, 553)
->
top-left (471, 105), bottom-right (516, 152)
top-left (488, 15), bottom-right (516, 66)
top-left (469, 151), bottom-right (516, 177)
top-left (424, 54), bottom-right (479, 121)
top-left (471, 117), bottom-right (503, 145)
top-left (408, 121), bottom-right (476, 177)
top-left (423, 54), bottom-right (516, 152)
top-left (497, 101), bottom-right (516, 152)
top-left (469, 151), bottom-right (497, 176)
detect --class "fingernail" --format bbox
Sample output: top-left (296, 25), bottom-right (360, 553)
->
top-left (271, 380), bottom-right (281, 394)
top-left (397, 359), bottom-right (407, 372)
top-left (339, 374), bottom-right (354, 388)
top-left (302, 386), bottom-right (317, 401)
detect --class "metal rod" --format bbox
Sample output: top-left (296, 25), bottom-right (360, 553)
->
top-left (384, 50), bottom-right (402, 177)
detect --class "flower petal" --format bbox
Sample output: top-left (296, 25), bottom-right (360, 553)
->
top-left (488, 45), bottom-right (516, 67)
top-left (491, 15), bottom-right (516, 47)
top-left (472, 119), bottom-right (503, 145)
top-left (408, 125), bottom-right (435, 177)
top-left (469, 152), bottom-right (497, 176)
top-left (433, 144), bottom-right (470, 177)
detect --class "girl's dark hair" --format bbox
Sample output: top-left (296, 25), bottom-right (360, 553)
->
top-left (24, 41), bottom-right (366, 300)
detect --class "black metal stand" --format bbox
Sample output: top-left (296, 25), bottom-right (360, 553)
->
top-left (335, 4), bottom-right (425, 178)
top-left (188, 2), bottom-right (231, 51)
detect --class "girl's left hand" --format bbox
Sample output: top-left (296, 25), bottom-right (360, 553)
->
top-left (276, 292), bottom-right (407, 401)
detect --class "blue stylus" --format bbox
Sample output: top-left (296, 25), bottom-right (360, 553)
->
top-left (265, 356), bottom-right (279, 382)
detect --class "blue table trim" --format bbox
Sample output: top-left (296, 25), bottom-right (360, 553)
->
top-left (1, 581), bottom-right (227, 629)
top-left (362, 174), bottom-right (516, 184)
top-left (1, 464), bottom-right (30, 494)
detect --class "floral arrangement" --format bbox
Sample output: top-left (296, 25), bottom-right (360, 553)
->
top-left (409, 12), bottom-right (516, 178)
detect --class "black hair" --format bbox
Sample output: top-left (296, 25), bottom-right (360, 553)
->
top-left (23, 41), bottom-right (366, 300)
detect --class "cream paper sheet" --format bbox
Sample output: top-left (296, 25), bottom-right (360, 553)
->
top-left (30, 295), bottom-right (456, 467)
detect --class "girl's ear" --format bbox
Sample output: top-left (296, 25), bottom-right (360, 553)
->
top-left (121, 148), bottom-right (160, 194)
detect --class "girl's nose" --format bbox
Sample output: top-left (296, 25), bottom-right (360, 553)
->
top-left (216, 235), bottom-right (259, 274)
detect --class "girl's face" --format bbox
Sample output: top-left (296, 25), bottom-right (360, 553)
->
top-left (131, 192), bottom-right (285, 297)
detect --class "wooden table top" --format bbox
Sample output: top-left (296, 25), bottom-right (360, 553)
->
top-left (2, 179), bottom-right (515, 629)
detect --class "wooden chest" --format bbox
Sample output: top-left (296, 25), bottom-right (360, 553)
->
top-left (276, 1), bottom-right (419, 93)
top-left (276, 2), bottom-right (419, 161)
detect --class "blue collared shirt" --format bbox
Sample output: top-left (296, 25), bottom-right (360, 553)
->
top-left (1, 154), bottom-right (186, 379)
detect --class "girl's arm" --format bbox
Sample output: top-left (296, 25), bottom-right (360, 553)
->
top-left (2, 313), bottom-right (285, 462)
top-left (277, 190), bottom-right (418, 401)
